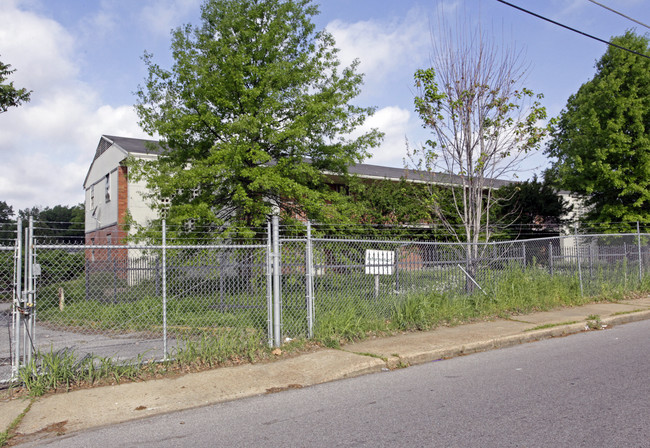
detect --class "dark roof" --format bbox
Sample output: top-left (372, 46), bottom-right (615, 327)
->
top-left (92, 135), bottom-right (513, 188)
top-left (347, 162), bottom-right (511, 188)
top-left (95, 135), bottom-right (162, 160)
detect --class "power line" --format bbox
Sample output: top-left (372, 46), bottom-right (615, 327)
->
top-left (496, 0), bottom-right (650, 61)
top-left (586, 0), bottom-right (650, 31)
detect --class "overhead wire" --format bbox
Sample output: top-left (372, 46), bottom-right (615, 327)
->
top-left (586, 0), bottom-right (650, 31)
top-left (495, 0), bottom-right (650, 60)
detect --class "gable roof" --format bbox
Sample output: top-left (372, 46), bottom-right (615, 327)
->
top-left (86, 134), bottom-right (513, 189)
top-left (95, 135), bottom-right (162, 160)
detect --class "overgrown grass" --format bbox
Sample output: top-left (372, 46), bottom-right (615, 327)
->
top-left (173, 328), bottom-right (265, 367)
top-left (16, 331), bottom-right (280, 397)
top-left (313, 266), bottom-right (650, 343)
top-left (17, 346), bottom-right (149, 397)
top-left (17, 264), bottom-right (650, 396)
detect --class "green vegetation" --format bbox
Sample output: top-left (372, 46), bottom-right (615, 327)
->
top-left (0, 56), bottom-right (31, 114)
top-left (18, 347), bottom-right (155, 397)
top-left (0, 399), bottom-right (33, 447)
top-left (133, 0), bottom-right (382, 232)
top-left (524, 321), bottom-right (579, 332)
top-left (586, 314), bottom-right (603, 330)
top-left (547, 31), bottom-right (650, 230)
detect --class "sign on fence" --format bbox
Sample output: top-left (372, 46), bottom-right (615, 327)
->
top-left (365, 250), bottom-right (395, 275)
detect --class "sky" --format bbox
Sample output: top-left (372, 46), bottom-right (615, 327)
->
top-left (0, 0), bottom-right (648, 211)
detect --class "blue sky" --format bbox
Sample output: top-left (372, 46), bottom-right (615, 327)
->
top-left (0, 0), bottom-right (648, 210)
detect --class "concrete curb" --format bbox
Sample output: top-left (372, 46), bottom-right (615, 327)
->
top-left (379, 310), bottom-right (650, 370)
top-left (601, 309), bottom-right (650, 326)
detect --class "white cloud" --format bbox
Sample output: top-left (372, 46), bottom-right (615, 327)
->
top-left (0, 1), bottom-right (148, 210)
top-left (355, 106), bottom-right (415, 168)
top-left (326, 8), bottom-right (430, 88)
top-left (0, 2), bottom-right (78, 91)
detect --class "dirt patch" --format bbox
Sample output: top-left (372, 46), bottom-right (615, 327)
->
top-left (7, 420), bottom-right (68, 446)
top-left (265, 384), bottom-right (303, 394)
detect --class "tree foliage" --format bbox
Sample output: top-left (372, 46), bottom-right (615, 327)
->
top-left (408, 19), bottom-right (547, 251)
top-left (0, 200), bottom-right (15, 244)
top-left (18, 204), bottom-right (84, 243)
top-left (133, 0), bottom-right (382, 231)
top-left (496, 176), bottom-right (572, 239)
top-left (349, 178), bottom-right (433, 226)
top-left (0, 57), bottom-right (31, 114)
top-left (546, 31), bottom-right (650, 230)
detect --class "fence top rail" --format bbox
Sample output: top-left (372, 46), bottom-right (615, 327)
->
top-left (33, 243), bottom-right (268, 250)
top-left (282, 232), bottom-right (650, 247)
top-left (307, 237), bottom-right (532, 246)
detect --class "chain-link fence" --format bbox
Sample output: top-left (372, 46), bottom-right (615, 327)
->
top-left (3, 218), bottom-right (650, 383)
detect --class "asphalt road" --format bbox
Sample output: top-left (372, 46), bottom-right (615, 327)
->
top-left (23, 319), bottom-right (650, 448)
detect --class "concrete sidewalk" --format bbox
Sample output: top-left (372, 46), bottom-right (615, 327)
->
top-left (2, 297), bottom-right (650, 445)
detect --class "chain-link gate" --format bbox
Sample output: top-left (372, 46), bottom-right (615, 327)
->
top-left (6, 218), bottom-right (277, 382)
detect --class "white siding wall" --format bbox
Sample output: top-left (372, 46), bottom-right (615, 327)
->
top-left (84, 146), bottom-right (123, 231)
top-left (128, 154), bottom-right (159, 233)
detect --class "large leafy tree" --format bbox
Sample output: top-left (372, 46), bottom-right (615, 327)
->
top-left (546, 31), bottom-right (650, 230)
top-left (1, 57), bottom-right (31, 114)
top-left (134, 0), bottom-right (382, 231)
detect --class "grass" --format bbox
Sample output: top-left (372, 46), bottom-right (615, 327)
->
top-left (611, 309), bottom-right (645, 316)
top-left (312, 265), bottom-right (650, 345)
top-left (17, 347), bottom-right (149, 397)
top-left (524, 321), bottom-right (579, 332)
top-left (13, 263), bottom-right (650, 397)
top-left (13, 335), bottom-right (316, 398)
top-left (0, 399), bottom-right (33, 447)
top-left (586, 314), bottom-right (603, 330)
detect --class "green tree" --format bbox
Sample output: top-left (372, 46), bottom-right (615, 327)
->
top-left (134, 0), bottom-right (382, 232)
top-left (546, 31), bottom-right (650, 230)
top-left (496, 176), bottom-right (572, 239)
top-left (1, 57), bottom-right (31, 113)
top-left (0, 200), bottom-right (15, 244)
top-left (18, 204), bottom-right (84, 243)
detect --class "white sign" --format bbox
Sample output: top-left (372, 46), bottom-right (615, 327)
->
top-left (365, 250), bottom-right (395, 275)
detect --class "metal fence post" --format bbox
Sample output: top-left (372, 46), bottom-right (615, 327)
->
top-left (637, 221), bottom-right (643, 284)
top-left (22, 223), bottom-right (28, 365)
top-left (272, 215), bottom-right (281, 347)
top-left (25, 216), bottom-right (34, 365)
top-left (575, 225), bottom-right (584, 297)
top-left (12, 219), bottom-right (22, 377)
top-left (588, 244), bottom-right (593, 282)
top-left (162, 218), bottom-right (168, 360)
top-left (266, 221), bottom-right (273, 346)
top-left (305, 221), bottom-right (314, 339)
top-left (548, 240), bottom-right (554, 277)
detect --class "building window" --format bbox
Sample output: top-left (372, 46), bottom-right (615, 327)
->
top-left (105, 173), bottom-right (111, 202)
top-left (90, 185), bottom-right (95, 208)
top-left (106, 234), bottom-right (112, 244)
